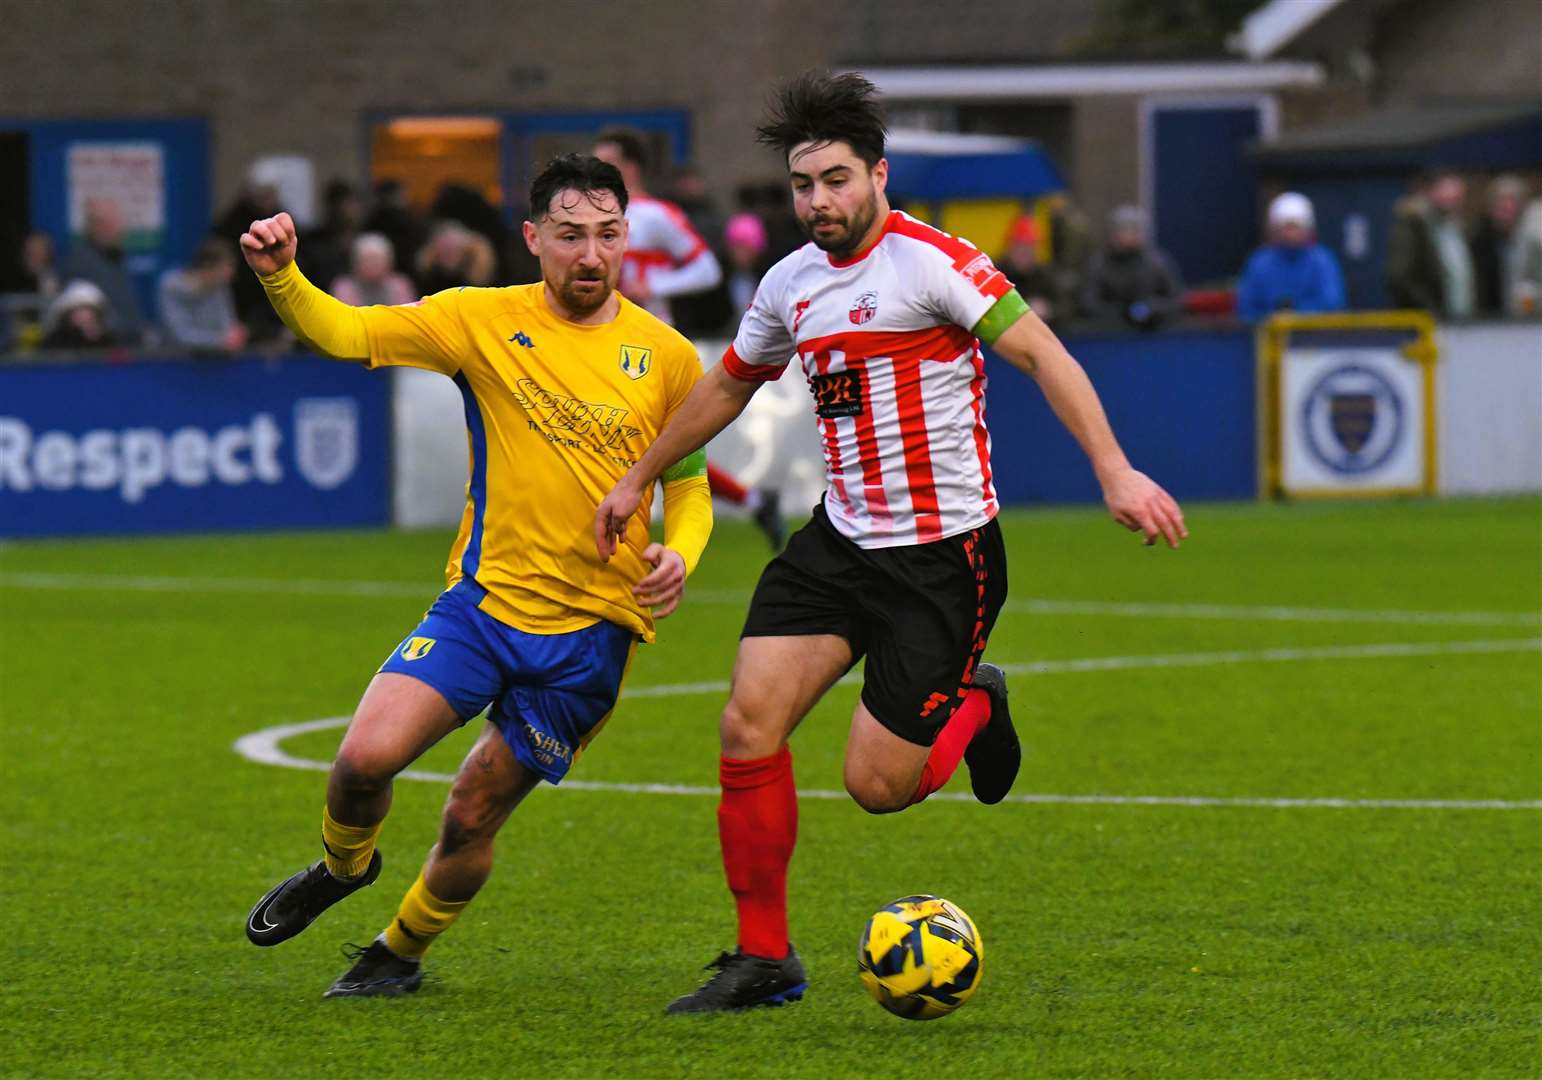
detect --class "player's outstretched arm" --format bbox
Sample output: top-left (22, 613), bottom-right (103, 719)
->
top-left (596, 365), bottom-right (757, 561)
top-left (990, 308), bottom-right (1188, 549)
top-left (239, 212), bottom-right (370, 361)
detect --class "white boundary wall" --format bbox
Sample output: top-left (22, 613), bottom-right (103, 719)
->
top-left (1437, 322), bottom-right (1542, 495)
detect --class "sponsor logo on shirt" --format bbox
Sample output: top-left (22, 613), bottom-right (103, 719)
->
top-left (510, 377), bottom-right (642, 466)
top-left (957, 253), bottom-right (997, 290)
top-left (811, 370), bottom-right (865, 418)
top-left (848, 291), bottom-right (878, 326)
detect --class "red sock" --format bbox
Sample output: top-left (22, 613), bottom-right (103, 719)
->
top-left (707, 462), bottom-right (750, 505)
top-left (908, 688), bottom-right (992, 805)
top-left (718, 746), bottom-right (797, 959)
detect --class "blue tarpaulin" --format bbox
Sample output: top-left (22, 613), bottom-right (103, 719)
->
top-left (883, 130), bottom-right (1065, 200)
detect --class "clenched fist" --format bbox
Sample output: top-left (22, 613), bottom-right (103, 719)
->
top-left (239, 212), bottom-right (298, 276)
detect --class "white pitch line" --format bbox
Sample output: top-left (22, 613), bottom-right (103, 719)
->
top-left (231, 637), bottom-right (1542, 812)
top-left (3, 570), bottom-right (1539, 628)
top-left (232, 717), bottom-right (1542, 812)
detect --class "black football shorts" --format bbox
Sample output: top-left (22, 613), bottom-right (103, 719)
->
top-left (741, 500), bottom-right (1008, 746)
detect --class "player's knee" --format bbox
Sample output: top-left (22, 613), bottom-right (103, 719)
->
top-left (331, 745), bottom-right (395, 797)
top-left (720, 696), bottom-right (783, 760)
top-left (843, 766), bottom-right (911, 815)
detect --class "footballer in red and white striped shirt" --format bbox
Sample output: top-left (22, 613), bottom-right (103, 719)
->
top-left (595, 71), bottom-right (1186, 1013)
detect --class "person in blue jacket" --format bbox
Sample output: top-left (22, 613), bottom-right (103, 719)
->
top-left (1237, 192), bottom-right (1346, 319)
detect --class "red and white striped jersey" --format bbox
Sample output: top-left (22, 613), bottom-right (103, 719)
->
top-left (721, 210), bottom-right (1016, 549)
top-left (620, 195), bottom-right (722, 325)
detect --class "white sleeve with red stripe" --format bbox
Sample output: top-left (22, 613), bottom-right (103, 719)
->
top-left (902, 224), bottom-right (1015, 333)
top-left (721, 268), bottom-right (793, 382)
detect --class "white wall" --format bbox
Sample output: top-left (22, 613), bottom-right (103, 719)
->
top-left (392, 367), bottom-right (470, 528)
top-left (1437, 323), bottom-right (1542, 495)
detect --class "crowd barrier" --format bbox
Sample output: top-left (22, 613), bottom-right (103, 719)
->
top-left (3, 317), bottom-right (1536, 538)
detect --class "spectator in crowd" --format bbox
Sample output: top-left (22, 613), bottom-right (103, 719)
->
top-left (11, 230), bottom-right (61, 302)
top-left (1514, 197), bottom-right (1542, 317)
top-left (55, 196), bottom-right (147, 344)
top-left (1080, 204), bottom-right (1183, 330)
top-left (723, 211), bottom-right (768, 332)
top-left (414, 220), bottom-right (496, 294)
top-left (737, 180), bottom-right (804, 266)
top-left (216, 179), bottom-right (288, 342)
top-left (158, 236), bottom-right (247, 351)
top-left (1387, 170), bottom-right (1475, 318)
top-left (303, 179), bottom-right (365, 296)
top-left (1470, 174), bottom-right (1529, 317)
top-left (362, 179), bottom-right (425, 276)
top-left (998, 214), bottom-right (1064, 328)
top-left (1236, 192), bottom-right (1346, 319)
top-left (0, 230), bottom-right (62, 347)
top-left (667, 163), bottom-right (734, 337)
top-left (1041, 193), bottom-right (1089, 315)
top-left (331, 233), bottom-right (415, 307)
top-left (429, 181), bottom-right (515, 283)
top-left (41, 280), bottom-right (117, 349)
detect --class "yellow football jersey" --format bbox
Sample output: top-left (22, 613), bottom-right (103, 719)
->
top-left (355, 283), bottom-right (704, 641)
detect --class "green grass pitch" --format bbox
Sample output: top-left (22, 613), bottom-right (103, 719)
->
top-left (2, 498), bottom-right (1538, 1078)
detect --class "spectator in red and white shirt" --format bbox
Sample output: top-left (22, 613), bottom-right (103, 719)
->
top-left (595, 72), bottom-right (1186, 1014)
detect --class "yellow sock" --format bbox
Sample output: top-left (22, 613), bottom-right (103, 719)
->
top-left (321, 805), bottom-right (381, 880)
top-left (383, 871), bottom-right (470, 960)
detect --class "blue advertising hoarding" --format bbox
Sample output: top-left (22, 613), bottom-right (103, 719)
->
top-left (0, 354), bottom-right (390, 537)
top-left (984, 328), bottom-right (1258, 504)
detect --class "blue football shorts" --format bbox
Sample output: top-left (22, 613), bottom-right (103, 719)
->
top-left (377, 578), bottom-right (637, 784)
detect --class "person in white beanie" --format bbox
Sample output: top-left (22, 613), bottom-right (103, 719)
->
top-left (1236, 192), bottom-right (1347, 320)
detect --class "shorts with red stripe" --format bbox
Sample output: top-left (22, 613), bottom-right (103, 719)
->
top-left (740, 498), bottom-right (1007, 746)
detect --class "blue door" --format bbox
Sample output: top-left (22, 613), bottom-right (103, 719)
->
top-left (1293, 175), bottom-right (1406, 309)
top-left (1151, 104), bottom-right (1264, 286)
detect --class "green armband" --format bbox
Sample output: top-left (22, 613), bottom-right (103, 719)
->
top-left (971, 290), bottom-right (1031, 346)
top-left (661, 448), bottom-right (707, 483)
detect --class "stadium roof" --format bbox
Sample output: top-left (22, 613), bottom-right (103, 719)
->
top-left (856, 61), bottom-right (1323, 100)
top-left (1231, 0), bottom-right (1347, 60)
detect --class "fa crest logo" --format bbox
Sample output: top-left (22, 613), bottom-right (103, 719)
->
top-left (849, 291), bottom-right (878, 325)
top-left (293, 397), bottom-right (359, 491)
top-left (619, 344), bottom-right (652, 380)
top-left (400, 636), bottom-right (436, 661)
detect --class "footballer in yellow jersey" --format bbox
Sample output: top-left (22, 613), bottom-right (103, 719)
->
top-left (241, 155), bottom-right (713, 998)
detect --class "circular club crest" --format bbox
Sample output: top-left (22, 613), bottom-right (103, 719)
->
top-left (1299, 361), bottom-right (1404, 475)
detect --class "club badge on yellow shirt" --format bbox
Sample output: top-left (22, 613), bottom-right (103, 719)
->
top-left (619, 344), bottom-right (652, 380)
